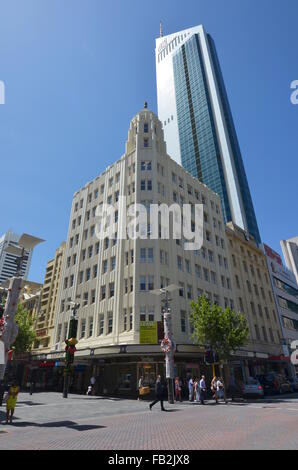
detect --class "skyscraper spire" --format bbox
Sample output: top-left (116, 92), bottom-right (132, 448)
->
top-left (160, 21), bottom-right (163, 38)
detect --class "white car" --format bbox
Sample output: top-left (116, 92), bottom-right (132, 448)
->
top-left (243, 378), bottom-right (264, 398)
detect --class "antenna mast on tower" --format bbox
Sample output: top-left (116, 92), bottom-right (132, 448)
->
top-left (160, 21), bottom-right (163, 38)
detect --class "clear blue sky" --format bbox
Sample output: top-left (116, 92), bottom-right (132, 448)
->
top-left (0, 0), bottom-right (297, 283)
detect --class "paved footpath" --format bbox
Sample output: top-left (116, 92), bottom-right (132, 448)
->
top-left (1, 392), bottom-right (298, 450)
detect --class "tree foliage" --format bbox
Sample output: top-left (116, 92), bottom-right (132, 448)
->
top-left (189, 295), bottom-right (249, 362)
top-left (13, 304), bottom-right (36, 354)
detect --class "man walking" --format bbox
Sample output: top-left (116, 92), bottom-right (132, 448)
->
top-left (149, 375), bottom-right (166, 411)
top-left (188, 377), bottom-right (194, 402)
top-left (199, 375), bottom-right (207, 405)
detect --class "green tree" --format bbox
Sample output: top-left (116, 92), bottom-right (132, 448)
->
top-left (190, 295), bottom-right (249, 394)
top-left (13, 304), bottom-right (36, 354)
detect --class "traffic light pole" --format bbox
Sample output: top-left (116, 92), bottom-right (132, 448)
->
top-left (162, 292), bottom-right (175, 405)
top-left (63, 304), bottom-right (79, 399)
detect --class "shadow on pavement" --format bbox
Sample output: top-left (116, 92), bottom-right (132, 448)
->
top-left (8, 420), bottom-right (106, 431)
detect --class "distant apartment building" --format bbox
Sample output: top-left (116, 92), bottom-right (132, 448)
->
top-left (264, 244), bottom-right (298, 375)
top-left (32, 242), bottom-right (66, 353)
top-left (0, 231), bottom-right (33, 283)
top-left (281, 236), bottom-right (298, 285)
top-left (226, 224), bottom-right (284, 379)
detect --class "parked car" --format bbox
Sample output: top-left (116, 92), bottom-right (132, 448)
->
top-left (243, 378), bottom-right (264, 398)
top-left (257, 373), bottom-right (292, 395)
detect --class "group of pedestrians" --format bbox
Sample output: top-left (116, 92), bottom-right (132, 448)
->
top-left (188, 375), bottom-right (226, 404)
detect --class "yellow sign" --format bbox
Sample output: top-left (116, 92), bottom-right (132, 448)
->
top-left (140, 322), bottom-right (158, 344)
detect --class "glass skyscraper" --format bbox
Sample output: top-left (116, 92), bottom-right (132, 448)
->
top-left (155, 25), bottom-right (261, 244)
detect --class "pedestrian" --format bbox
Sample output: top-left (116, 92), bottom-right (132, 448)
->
top-left (149, 375), bottom-right (166, 411)
top-left (199, 375), bottom-right (207, 405)
top-left (175, 377), bottom-right (182, 402)
top-left (90, 376), bottom-right (96, 395)
top-left (5, 381), bottom-right (19, 424)
top-left (211, 376), bottom-right (218, 403)
top-left (138, 375), bottom-right (144, 400)
top-left (194, 378), bottom-right (200, 402)
top-left (188, 377), bottom-right (194, 402)
top-left (216, 377), bottom-right (226, 403)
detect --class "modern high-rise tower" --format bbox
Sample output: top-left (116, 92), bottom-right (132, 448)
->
top-left (0, 230), bottom-right (33, 283)
top-left (155, 25), bottom-right (261, 244)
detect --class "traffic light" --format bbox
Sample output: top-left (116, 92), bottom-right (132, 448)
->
top-left (68, 318), bottom-right (78, 339)
top-left (204, 350), bottom-right (219, 365)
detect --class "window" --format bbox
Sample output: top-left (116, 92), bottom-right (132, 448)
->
top-left (144, 138), bottom-right (149, 148)
top-left (108, 314), bottom-right (113, 334)
top-left (80, 320), bottom-right (86, 339)
top-left (102, 259), bottom-right (108, 273)
top-left (83, 292), bottom-right (88, 306)
top-left (148, 248), bottom-right (154, 263)
top-left (111, 256), bottom-right (116, 271)
top-left (129, 310), bottom-right (133, 330)
top-left (93, 265), bottom-right (98, 278)
top-left (148, 276), bottom-right (154, 291)
top-left (109, 282), bottom-right (115, 298)
top-left (86, 268), bottom-right (91, 281)
top-left (181, 311), bottom-right (186, 333)
top-left (79, 271), bottom-right (84, 284)
top-left (88, 318), bottom-right (94, 337)
top-left (177, 256), bottom-right (183, 271)
top-left (140, 276), bottom-right (146, 291)
top-left (185, 259), bottom-right (191, 273)
top-left (187, 285), bottom-right (193, 300)
top-left (101, 285), bottom-right (106, 300)
top-left (98, 315), bottom-right (104, 336)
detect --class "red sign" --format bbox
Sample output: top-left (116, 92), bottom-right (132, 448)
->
top-left (39, 361), bottom-right (55, 368)
top-left (268, 355), bottom-right (290, 362)
top-left (264, 244), bottom-right (282, 266)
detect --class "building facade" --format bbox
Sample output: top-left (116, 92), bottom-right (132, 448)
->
top-left (35, 107), bottom-right (240, 395)
top-left (226, 224), bottom-right (284, 379)
top-left (155, 25), bottom-right (261, 244)
top-left (264, 244), bottom-right (298, 376)
top-left (0, 230), bottom-right (33, 283)
top-left (32, 242), bottom-right (66, 353)
top-left (281, 236), bottom-right (298, 285)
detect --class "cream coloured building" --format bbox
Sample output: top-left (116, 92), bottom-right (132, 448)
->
top-left (46, 106), bottom-right (238, 394)
top-left (32, 242), bottom-right (66, 353)
top-left (226, 223), bottom-right (284, 377)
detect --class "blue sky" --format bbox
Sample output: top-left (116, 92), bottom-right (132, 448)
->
top-left (0, 0), bottom-right (297, 283)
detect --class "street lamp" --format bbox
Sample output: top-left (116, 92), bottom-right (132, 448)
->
top-left (0, 234), bottom-right (44, 403)
top-left (63, 301), bottom-right (80, 399)
top-left (151, 284), bottom-right (179, 404)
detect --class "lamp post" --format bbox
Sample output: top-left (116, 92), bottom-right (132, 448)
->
top-left (63, 302), bottom-right (79, 399)
top-left (151, 284), bottom-right (179, 404)
top-left (0, 234), bottom-right (44, 404)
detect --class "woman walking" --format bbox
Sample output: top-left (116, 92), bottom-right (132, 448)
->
top-left (211, 376), bottom-right (218, 403)
top-left (175, 377), bottom-right (182, 402)
top-left (5, 381), bottom-right (19, 424)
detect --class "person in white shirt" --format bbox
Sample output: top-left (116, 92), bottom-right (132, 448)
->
top-left (216, 378), bottom-right (225, 401)
top-left (199, 376), bottom-right (207, 404)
